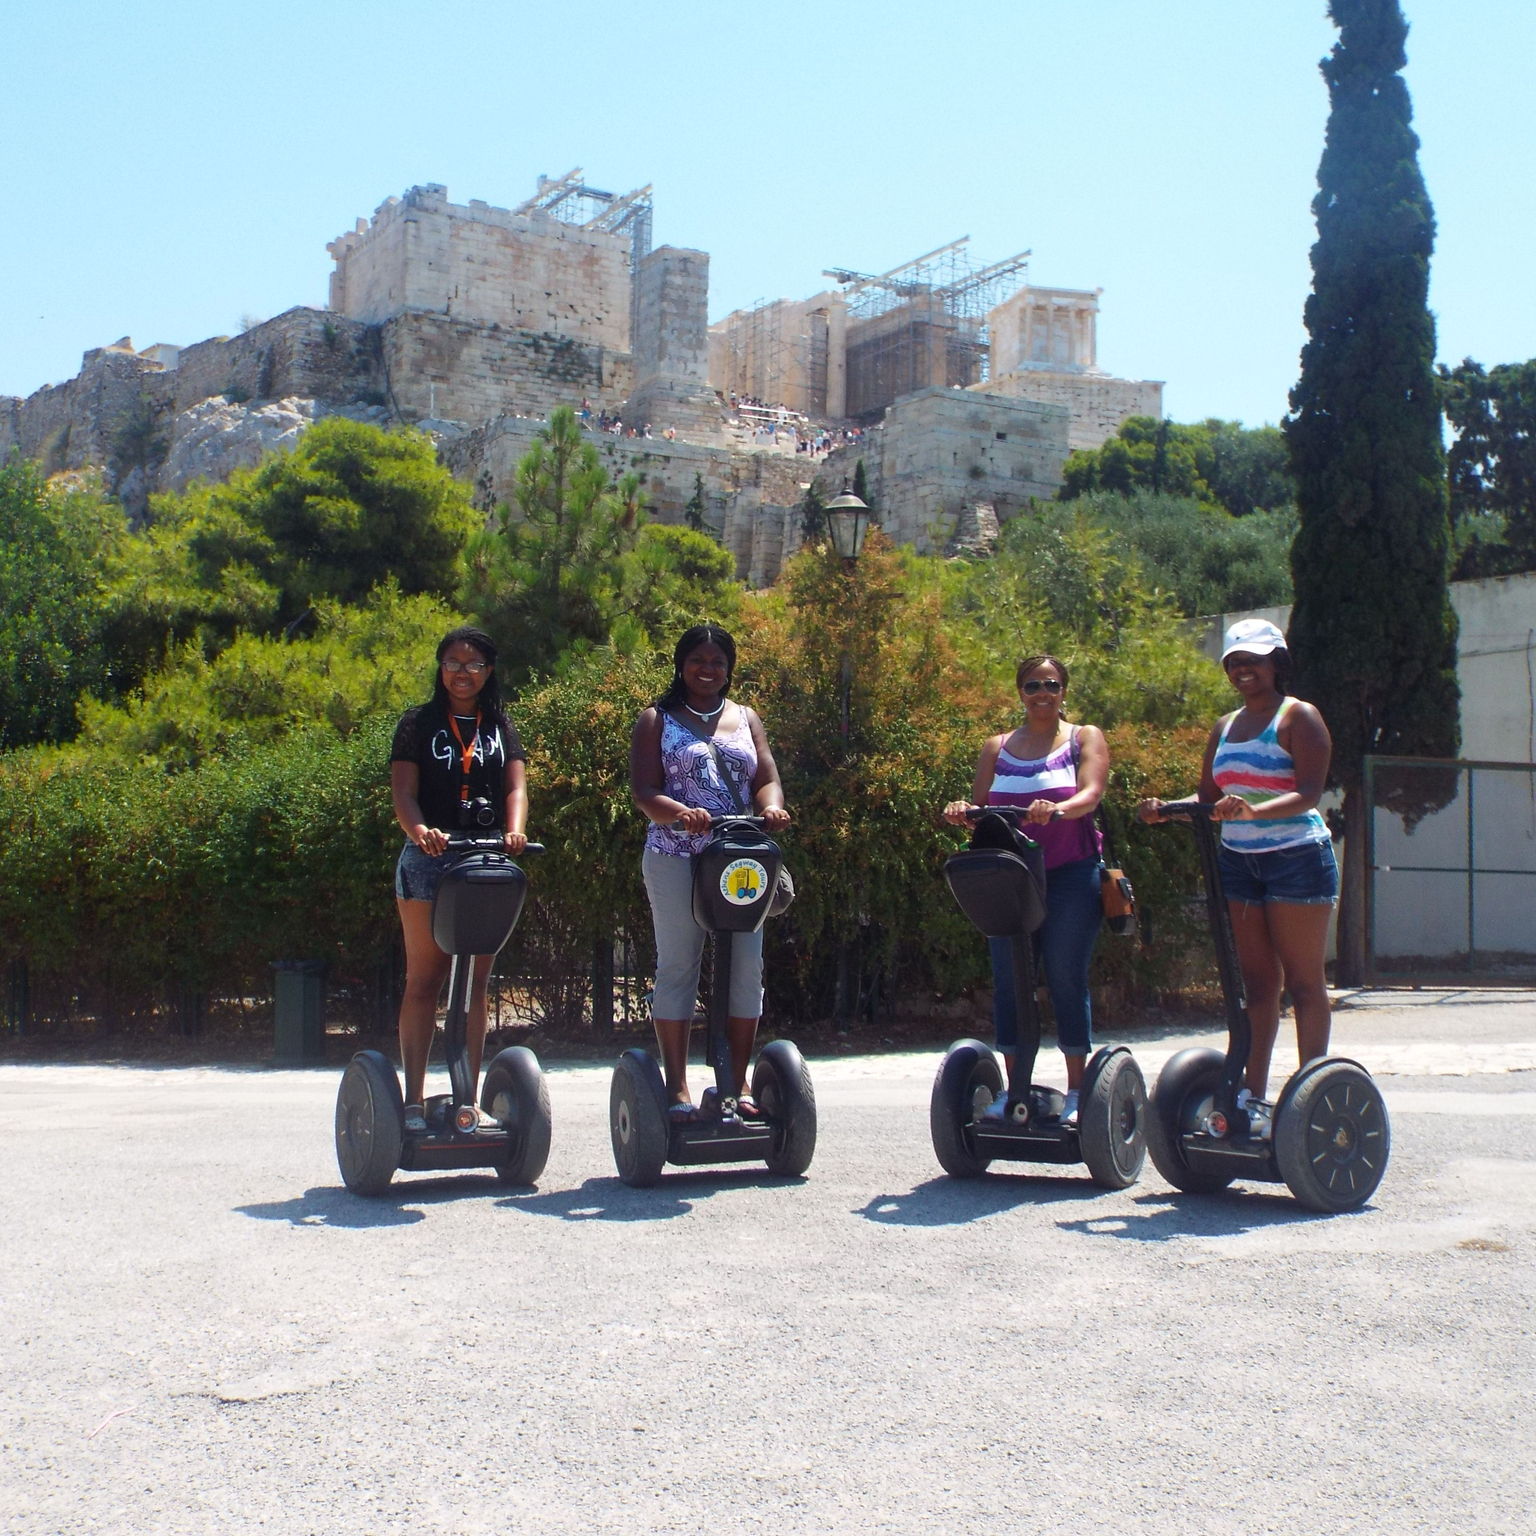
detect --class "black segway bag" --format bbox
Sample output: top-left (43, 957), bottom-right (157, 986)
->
top-left (692, 821), bottom-right (784, 935)
top-left (944, 812), bottom-right (1047, 938)
top-left (432, 853), bottom-right (529, 956)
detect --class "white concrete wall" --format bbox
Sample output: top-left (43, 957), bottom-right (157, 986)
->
top-left (1208, 575), bottom-right (1536, 968)
top-left (1207, 572), bottom-right (1536, 765)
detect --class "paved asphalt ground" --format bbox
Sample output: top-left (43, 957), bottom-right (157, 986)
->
top-left (3, 990), bottom-right (1533, 1535)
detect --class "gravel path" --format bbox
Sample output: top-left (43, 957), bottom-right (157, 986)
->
top-left (3, 993), bottom-right (1533, 1534)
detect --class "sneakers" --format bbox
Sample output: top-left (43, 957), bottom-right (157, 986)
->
top-left (980, 1088), bottom-right (1016, 1122)
top-left (403, 1103), bottom-right (428, 1134)
top-left (1059, 1089), bottom-right (1080, 1127)
top-left (1236, 1089), bottom-right (1272, 1141)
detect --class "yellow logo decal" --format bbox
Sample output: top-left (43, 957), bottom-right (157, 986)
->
top-left (719, 858), bottom-right (769, 905)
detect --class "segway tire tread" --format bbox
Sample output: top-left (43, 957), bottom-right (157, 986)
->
top-left (481, 1045), bottom-right (553, 1186)
top-left (611, 1049), bottom-right (669, 1187)
top-left (930, 1039), bottom-right (1001, 1178)
top-left (335, 1050), bottom-right (405, 1196)
top-left (753, 1039), bottom-right (817, 1177)
top-left (1274, 1057), bottom-right (1390, 1213)
top-left (1078, 1046), bottom-right (1148, 1190)
top-left (1146, 1047), bottom-right (1235, 1194)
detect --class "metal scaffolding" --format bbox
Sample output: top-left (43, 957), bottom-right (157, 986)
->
top-left (518, 169), bottom-right (655, 349)
top-left (825, 236), bottom-right (1030, 416)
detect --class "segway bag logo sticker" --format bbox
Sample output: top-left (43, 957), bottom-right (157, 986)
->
top-left (720, 858), bottom-right (769, 906)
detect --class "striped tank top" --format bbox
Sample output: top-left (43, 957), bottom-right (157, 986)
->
top-left (987, 727), bottom-right (1101, 871)
top-left (1211, 699), bottom-right (1330, 852)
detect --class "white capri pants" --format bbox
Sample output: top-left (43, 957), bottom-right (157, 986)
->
top-left (642, 849), bottom-right (765, 1020)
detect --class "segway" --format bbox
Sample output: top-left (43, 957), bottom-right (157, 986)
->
top-left (1143, 800), bottom-right (1389, 1212)
top-left (610, 815), bottom-right (815, 1187)
top-left (335, 835), bottom-right (552, 1195)
top-left (930, 808), bottom-right (1148, 1189)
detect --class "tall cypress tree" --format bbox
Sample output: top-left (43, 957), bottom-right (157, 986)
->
top-left (1284, 0), bottom-right (1459, 982)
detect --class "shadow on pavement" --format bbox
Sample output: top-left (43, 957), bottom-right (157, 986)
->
top-left (856, 1172), bottom-right (1117, 1227)
top-left (1056, 1187), bottom-right (1371, 1241)
top-left (500, 1168), bottom-right (807, 1223)
top-left (235, 1176), bottom-right (515, 1227)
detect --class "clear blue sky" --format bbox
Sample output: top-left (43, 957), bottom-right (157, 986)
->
top-left (2, 1), bottom-right (1531, 428)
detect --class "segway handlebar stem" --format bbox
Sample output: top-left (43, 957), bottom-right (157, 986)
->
top-left (1145, 797), bottom-right (1251, 1098)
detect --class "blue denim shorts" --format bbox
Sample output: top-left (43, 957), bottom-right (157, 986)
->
top-left (1217, 838), bottom-right (1338, 906)
top-left (394, 842), bottom-right (450, 902)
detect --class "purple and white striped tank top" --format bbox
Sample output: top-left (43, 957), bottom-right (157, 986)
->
top-left (986, 727), bottom-right (1101, 871)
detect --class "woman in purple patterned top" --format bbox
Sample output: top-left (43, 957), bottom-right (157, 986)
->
top-left (630, 625), bottom-right (791, 1122)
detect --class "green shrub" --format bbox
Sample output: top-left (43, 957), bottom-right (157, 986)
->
top-left (0, 720), bottom-right (400, 1026)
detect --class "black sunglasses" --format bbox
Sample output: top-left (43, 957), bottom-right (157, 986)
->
top-left (1022, 678), bottom-right (1063, 695)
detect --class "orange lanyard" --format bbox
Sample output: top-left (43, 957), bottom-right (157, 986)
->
top-left (447, 712), bottom-right (481, 802)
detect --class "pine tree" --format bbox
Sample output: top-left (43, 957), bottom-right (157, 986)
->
top-left (1283, 0), bottom-right (1460, 981)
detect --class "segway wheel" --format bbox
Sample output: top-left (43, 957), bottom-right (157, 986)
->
top-left (610, 1048), bottom-right (668, 1187)
top-left (1078, 1047), bottom-right (1148, 1190)
top-left (1274, 1058), bottom-right (1390, 1213)
top-left (335, 1050), bottom-right (405, 1195)
top-left (481, 1045), bottom-right (552, 1186)
top-left (1145, 1047), bottom-right (1235, 1194)
top-left (753, 1039), bottom-right (817, 1177)
top-left (929, 1039), bottom-right (1002, 1178)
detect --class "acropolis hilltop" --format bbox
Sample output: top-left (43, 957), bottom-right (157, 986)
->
top-left (1, 170), bottom-right (1161, 584)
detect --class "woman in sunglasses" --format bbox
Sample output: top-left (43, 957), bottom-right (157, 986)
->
top-left (943, 654), bottom-right (1108, 1125)
top-left (388, 626), bottom-right (529, 1131)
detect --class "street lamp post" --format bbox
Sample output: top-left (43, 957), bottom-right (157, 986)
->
top-left (823, 488), bottom-right (872, 564)
top-left (821, 487), bottom-right (872, 1029)
top-left (823, 488), bottom-right (871, 741)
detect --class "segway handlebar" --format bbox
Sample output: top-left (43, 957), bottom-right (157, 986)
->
top-left (443, 834), bottom-right (546, 856)
top-left (1149, 797), bottom-right (1214, 824)
top-left (667, 813), bottom-right (775, 832)
top-left (961, 806), bottom-right (1063, 823)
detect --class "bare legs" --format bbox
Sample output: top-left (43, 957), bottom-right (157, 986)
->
top-left (1227, 898), bottom-right (1333, 1097)
top-left (654, 1014), bottom-right (759, 1105)
top-left (396, 898), bottom-right (494, 1106)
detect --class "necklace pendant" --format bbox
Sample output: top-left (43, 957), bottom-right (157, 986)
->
top-left (686, 700), bottom-right (725, 722)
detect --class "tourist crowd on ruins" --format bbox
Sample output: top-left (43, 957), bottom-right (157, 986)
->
top-left (723, 391), bottom-right (865, 458)
top-left (568, 394), bottom-right (865, 458)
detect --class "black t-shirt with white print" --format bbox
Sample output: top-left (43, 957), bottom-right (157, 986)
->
top-left (389, 703), bottom-right (527, 834)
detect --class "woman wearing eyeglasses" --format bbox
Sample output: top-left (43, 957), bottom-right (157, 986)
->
top-left (388, 626), bottom-right (529, 1129)
top-left (943, 654), bottom-right (1108, 1125)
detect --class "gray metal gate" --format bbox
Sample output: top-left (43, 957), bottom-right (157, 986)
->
top-left (1365, 755), bottom-right (1536, 985)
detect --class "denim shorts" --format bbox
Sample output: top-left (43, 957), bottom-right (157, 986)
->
top-left (1217, 838), bottom-right (1338, 906)
top-left (395, 842), bottom-right (450, 902)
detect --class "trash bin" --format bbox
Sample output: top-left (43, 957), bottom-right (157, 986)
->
top-left (272, 959), bottom-right (326, 1064)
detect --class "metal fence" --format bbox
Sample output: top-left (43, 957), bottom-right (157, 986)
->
top-left (1366, 755), bottom-right (1536, 985)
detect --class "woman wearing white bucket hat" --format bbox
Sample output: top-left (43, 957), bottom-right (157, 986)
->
top-left (1137, 618), bottom-right (1336, 1139)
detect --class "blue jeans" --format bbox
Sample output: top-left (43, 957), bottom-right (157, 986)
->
top-left (989, 857), bottom-right (1103, 1057)
top-left (1217, 838), bottom-right (1338, 906)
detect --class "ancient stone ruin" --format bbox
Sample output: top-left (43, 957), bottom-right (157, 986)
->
top-left (1, 171), bottom-right (1162, 582)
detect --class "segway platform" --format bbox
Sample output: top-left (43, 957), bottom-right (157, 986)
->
top-left (335, 838), bottom-right (551, 1195)
top-left (930, 809), bottom-right (1148, 1189)
top-left (610, 815), bottom-right (816, 1187)
top-left (1143, 802), bottom-right (1389, 1213)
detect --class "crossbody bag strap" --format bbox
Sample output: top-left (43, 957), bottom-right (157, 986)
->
top-left (668, 711), bottom-right (749, 815)
top-left (1070, 723), bottom-right (1119, 864)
